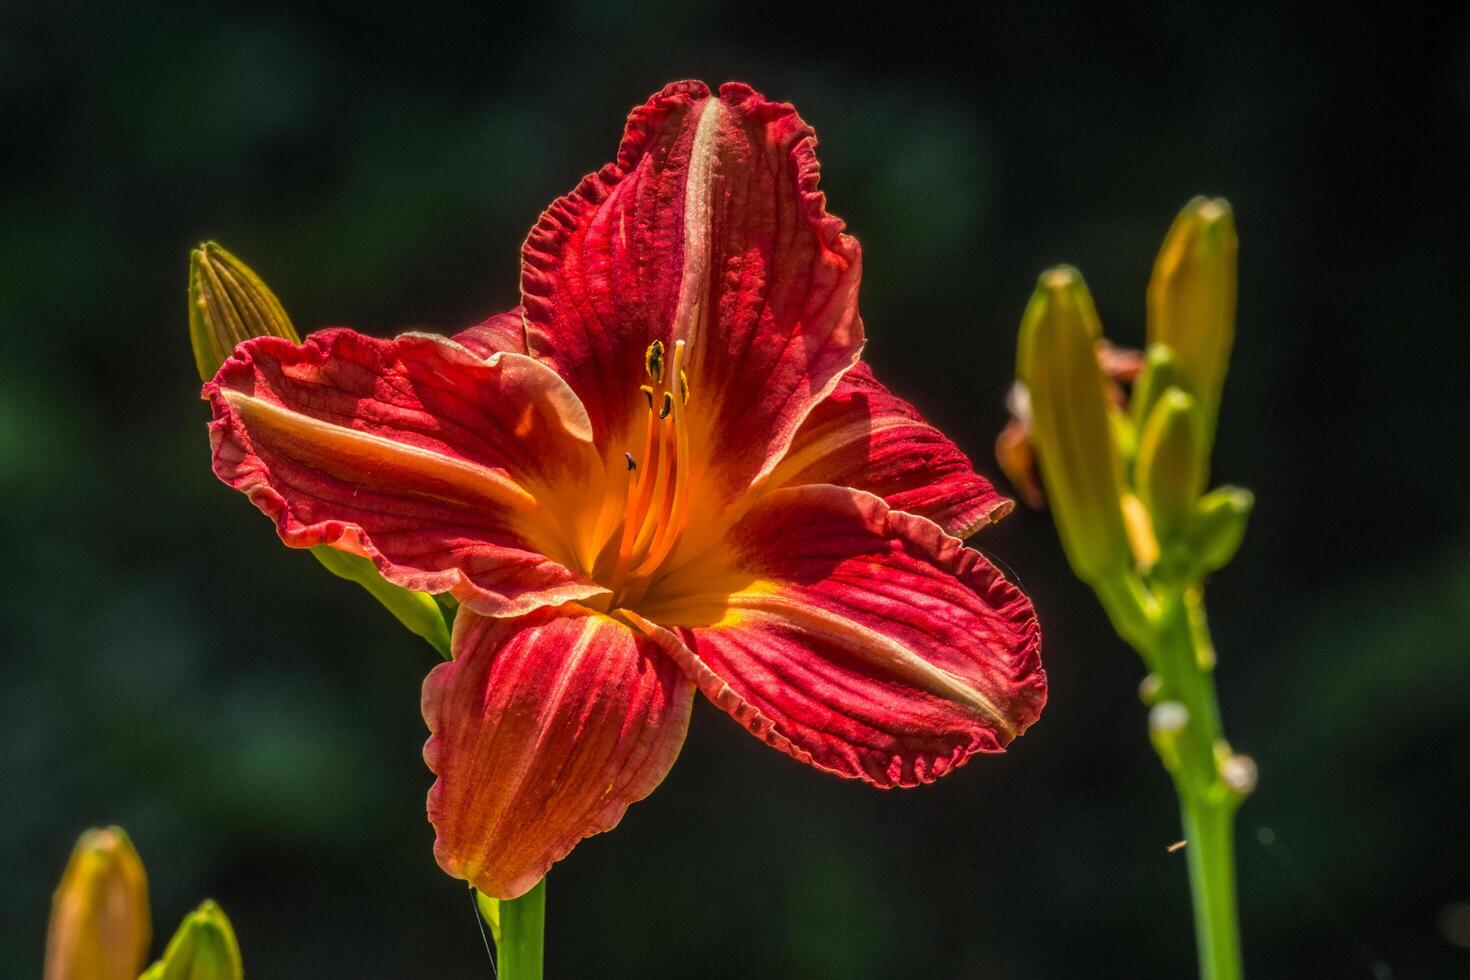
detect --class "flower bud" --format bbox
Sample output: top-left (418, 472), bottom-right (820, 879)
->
top-left (188, 242), bottom-right (300, 383)
top-left (1120, 493), bottom-right (1160, 570)
top-left (1135, 388), bottom-right (1206, 548)
top-left (1146, 197), bottom-right (1237, 454)
top-left (1016, 266), bottom-right (1133, 584)
top-left (1129, 343), bottom-right (1186, 434)
top-left (44, 827), bottom-right (151, 980)
top-left (1186, 486), bottom-right (1254, 574)
top-left (140, 900), bottom-right (243, 980)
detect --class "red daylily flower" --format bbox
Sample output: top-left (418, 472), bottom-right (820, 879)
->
top-left (205, 81), bottom-right (1045, 898)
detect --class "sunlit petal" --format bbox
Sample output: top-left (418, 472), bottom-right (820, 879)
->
top-left (636, 485), bottom-right (1044, 787)
top-left (522, 81), bottom-right (863, 513)
top-left (206, 329), bottom-right (608, 616)
top-left (767, 361), bottom-right (1013, 537)
top-left (422, 608), bottom-right (693, 898)
top-left (454, 307), bottom-right (528, 358)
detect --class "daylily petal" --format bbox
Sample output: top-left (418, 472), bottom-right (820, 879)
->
top-left (522, 80), bottom-right (863, 505)
top-left (634, 485), bottom-right (1044, 788)
top-left (422, 607), bottom-right (694, 898)
top-left (765, 360), bottom-right (1013, 538)
top-left (206, 328), bottom-right (609, 617)
top-left (454, 308), bottom-right (527, 358)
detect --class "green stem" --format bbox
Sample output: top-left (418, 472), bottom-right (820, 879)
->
top-left (1179, 787), bottom-right (1242, 980)
top-left (497, 878), bottom-right (546, 979)
top-left (1152, 589), bottom-right (1243, 980)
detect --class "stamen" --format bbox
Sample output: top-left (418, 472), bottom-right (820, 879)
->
top-left (645, 341), bottom-right (665, 383)
top-left (609, 374), bottom-right (663, 585)
top-left (627, 420), bottom-right (674, 562)
top-left (630, 340), bottom-right (691, 583)
top-left (610, 338), bottom-right (694, 604)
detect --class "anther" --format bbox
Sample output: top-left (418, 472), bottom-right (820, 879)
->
top-left (679, 369), bottom-right (690, 405)
top-left (659, 392), bottom-right (673, 419)
top-left (640, 385), bottom-right (655, 410)
top-left (624, 451), bottom-right (637, 471)
top-left (645, 341), bottom-right (665, 383)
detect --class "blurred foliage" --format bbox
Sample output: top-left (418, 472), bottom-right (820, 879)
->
top-left (1, 2), bottom-right (1467, 977)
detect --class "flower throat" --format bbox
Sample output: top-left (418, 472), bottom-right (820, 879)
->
top-left (596, 339), bottom-right (693, 606)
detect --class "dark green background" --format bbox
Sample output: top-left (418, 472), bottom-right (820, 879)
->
top-left (3, 3), bottom-right (1468, 977)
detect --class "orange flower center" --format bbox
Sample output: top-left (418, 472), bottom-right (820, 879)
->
top-left (594, 339), bottom-right (694, 607)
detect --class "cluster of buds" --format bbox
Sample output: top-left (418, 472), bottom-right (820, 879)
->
top-left (44, 827), bottom-right (243, 979)
top-left (1009, 198), bottom-right (1251, 591)
top-left (1006, 197), bottom-right (1256, 803)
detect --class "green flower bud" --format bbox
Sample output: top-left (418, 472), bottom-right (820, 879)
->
top-left (1016, 266), bottom-right (1133, 584)
top-left (1135, 388), bottom-right (1206, 549)
top-left (1146, 197), bottom-right (1237, 455)
top-left (1120, 492), bottom-right (1160, 570)
top-left (1129, 343), bottom-right (1187, 435)
top-left (45, 827), bottom-right (150, 980)
top-left (1186, 486), bottom-right (1254, 574)
top-left (188, 242), bottom-right (300, 383)
top-left (140, 900), bottom-right (243, 980)
top-left (1107, 405), bottom-right (1139, 467)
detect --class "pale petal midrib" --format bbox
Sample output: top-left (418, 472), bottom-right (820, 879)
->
top-left (723, 592), bottom-right (1013, 736)
top-left (223, 389), bottom-right (539, 513)
top-left (670, 96), bottom-right (723, 355)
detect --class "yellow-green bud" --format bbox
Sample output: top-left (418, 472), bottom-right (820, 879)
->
top-left (188, 242), bottom-right (300, 383)
top-left (1187, 486), bottom-right (1254, 574)
top-left (44, 827), bottom-right (151, 980)
top-left (1135, 388), bottom-right (1206, 548)
top-left (1017, 266), bottom-right (1133, 584)
top-left (1129, 343), bottom-right (1186, 434)
top-left (1107, 405), bottom-right (1138, 467)
top-left (141, 900), bottom-right (243, 980)
top-left (1146, 197), bottom-right (1237, 455)
top-left (1120, 492), bottom-right (1160, 570)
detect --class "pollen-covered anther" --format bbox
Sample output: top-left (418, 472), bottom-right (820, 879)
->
top-left (645, 340), bottom-right (665, 383)
top-left (640, 385), bottom-right (655, 410)
top-left (679, 370), bottom-right (690, 405)
top-left (659, 392), bottom-right (673, 419)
